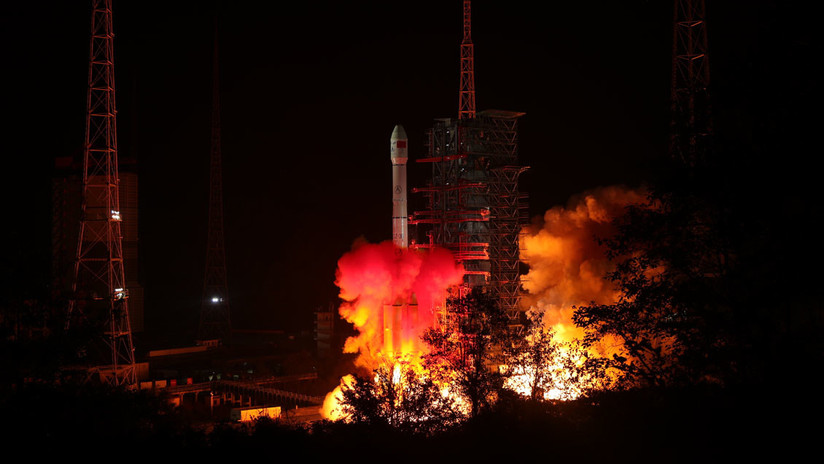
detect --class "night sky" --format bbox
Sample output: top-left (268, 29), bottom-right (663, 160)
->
top-left (0, 1), bottom-right (812, 339)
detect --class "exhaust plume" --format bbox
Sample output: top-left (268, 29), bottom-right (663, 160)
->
top-left (520, 186), bottom-right (645, 343)
top-left (335, 239), bottom-right (464, 368)
top-left (321, 239), bottom-right (464, 420)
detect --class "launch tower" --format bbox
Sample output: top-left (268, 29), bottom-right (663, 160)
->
top-left (413, 1), bottom-right (528, 324)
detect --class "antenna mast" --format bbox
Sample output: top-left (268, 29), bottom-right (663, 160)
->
top-left (670, 0), bottom-right (712, 167)
top-left (458, 0), bottom-right (476, 120)
top-left (198, 20), bottom-right (232, 342)
top-left (67, 0), bottom-right (136, 386)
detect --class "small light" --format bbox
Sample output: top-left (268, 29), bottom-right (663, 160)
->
top-left (211, 296), bottom-right (221, 303)
top-left (111, 210), bottom-right (121, 221)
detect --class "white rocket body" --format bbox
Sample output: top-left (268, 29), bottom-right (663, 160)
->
top-left (383, 125), bottom-right (419, 356)
top-left (390, 125), bottom-right (409, 249)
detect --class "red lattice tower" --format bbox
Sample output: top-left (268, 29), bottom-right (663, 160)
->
top-left (66, 0), bottom-right (136, 386)
top-left (670, 0), bottom-right (712, 167)
top-left (198, 21), bottom-right (232, 343)
top-left (413, 2), bottom-right (527, 333)
top-left (458, 0), bottom-right (476, 120)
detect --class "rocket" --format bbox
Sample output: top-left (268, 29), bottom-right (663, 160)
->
top-left (390, 124), bottom-right (408, 249)
top-left (384, 124), bottom-right (418, 356)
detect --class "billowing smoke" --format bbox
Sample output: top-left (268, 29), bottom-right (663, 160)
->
top-left (321, 239), bottom-right (464, 419)
top-left (335, 240), bottom-right (463, 368)
top-left (335, 239), bottom-right (464, 368)
top-left (520, 186), bottom-right (646, 344)
top-left (323, 187), bottom-right (644, 418)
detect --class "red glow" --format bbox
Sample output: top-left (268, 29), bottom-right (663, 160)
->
top-left (335, 239), bottom-right (464, 369)
top-left (321, 240), bottom-right (464, 420)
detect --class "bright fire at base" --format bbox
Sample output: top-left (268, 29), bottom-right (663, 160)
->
top-left (501, 342), bottom-right (601, 402)
top-left (320, 240), bottom-right (464, 420)
top-left (321, 187), bottom-right (643, 421)
top-left (321, 354), bottom-right (470, 424)
top-left (332, 240), bottom-right (463, 369)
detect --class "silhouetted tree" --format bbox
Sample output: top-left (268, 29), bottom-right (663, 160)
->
top-left (0, 381), bottom-right (195, 453)
top-left (500, 310), bottom-right (613, 401)
top-left (422, 286), bottom-right (509, 418)
top-left (336, 360), bottom-right (462, 435)
top-left (572, 168), bottom-right (740, 387)
top-left (570, 138), bottom-right (818, 389)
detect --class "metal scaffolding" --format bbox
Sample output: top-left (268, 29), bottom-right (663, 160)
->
top-left (412, 110), bottom-right (528, 322)
top-left (411, 1), bottom-right (527, 329)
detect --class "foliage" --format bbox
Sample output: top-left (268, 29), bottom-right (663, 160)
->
top-left (334, 287), bottom-right (515, 430)
top-left (336, 360), bottom-right (462, 435)
top-left (569, 143), bottom-right (818, 388)
top-left (572, 170), bottom-right (735, 387)
top-left (500, 311), bottom-right (559, 401)
top-left (500, 310), bottom-right (614, 401)
top-left (421, 286), bottom-right (509, 418)
top-left (0, 381), bottom-right (196, 453)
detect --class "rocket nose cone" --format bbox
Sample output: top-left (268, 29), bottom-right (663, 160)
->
top-left (391, 124), bottom-right (407, 141)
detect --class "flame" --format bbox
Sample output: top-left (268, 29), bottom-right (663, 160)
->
top-left (501, 337), bottom-right (601, 401)
top-left (321, 374), bottom-right (355, 422)
top-left (320, 239), bottom-right (464, 419)
top-left (506, 186), bottom-right (646, 398)
top-left (322, 186), bottom-right (646, 419)
top-left (321, 354), bottom-right (470, 423)
top-left (335, 239), bottom-right (464, 367)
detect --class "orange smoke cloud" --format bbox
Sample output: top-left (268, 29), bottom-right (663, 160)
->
top-left (335, 239), bottom-right (464, 369)
top-left (321, 239), bottom-right (464, 420)
top-left (520, 186), bottom-right (646, 343)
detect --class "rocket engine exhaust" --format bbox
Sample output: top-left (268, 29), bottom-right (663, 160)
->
top-left (320, 126), bottom-right (465, 420)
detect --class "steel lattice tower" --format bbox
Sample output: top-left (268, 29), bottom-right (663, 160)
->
top-left (66, 0), bottom-right (135, 386)
top-left (198, 23), bottom-right (232, 342)
top-left (458, 0), bottom-right (476, 120)
top-left (413, 1), bottom-right (527, 326)
top-left (670, 0), bottom-right (712, 167)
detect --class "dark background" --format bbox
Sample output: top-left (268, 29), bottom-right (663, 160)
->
top-left (0, 1), bottom-right (812, 340)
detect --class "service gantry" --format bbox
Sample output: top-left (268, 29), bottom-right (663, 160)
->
top-left (412, 1), bottom-right (528, 326)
